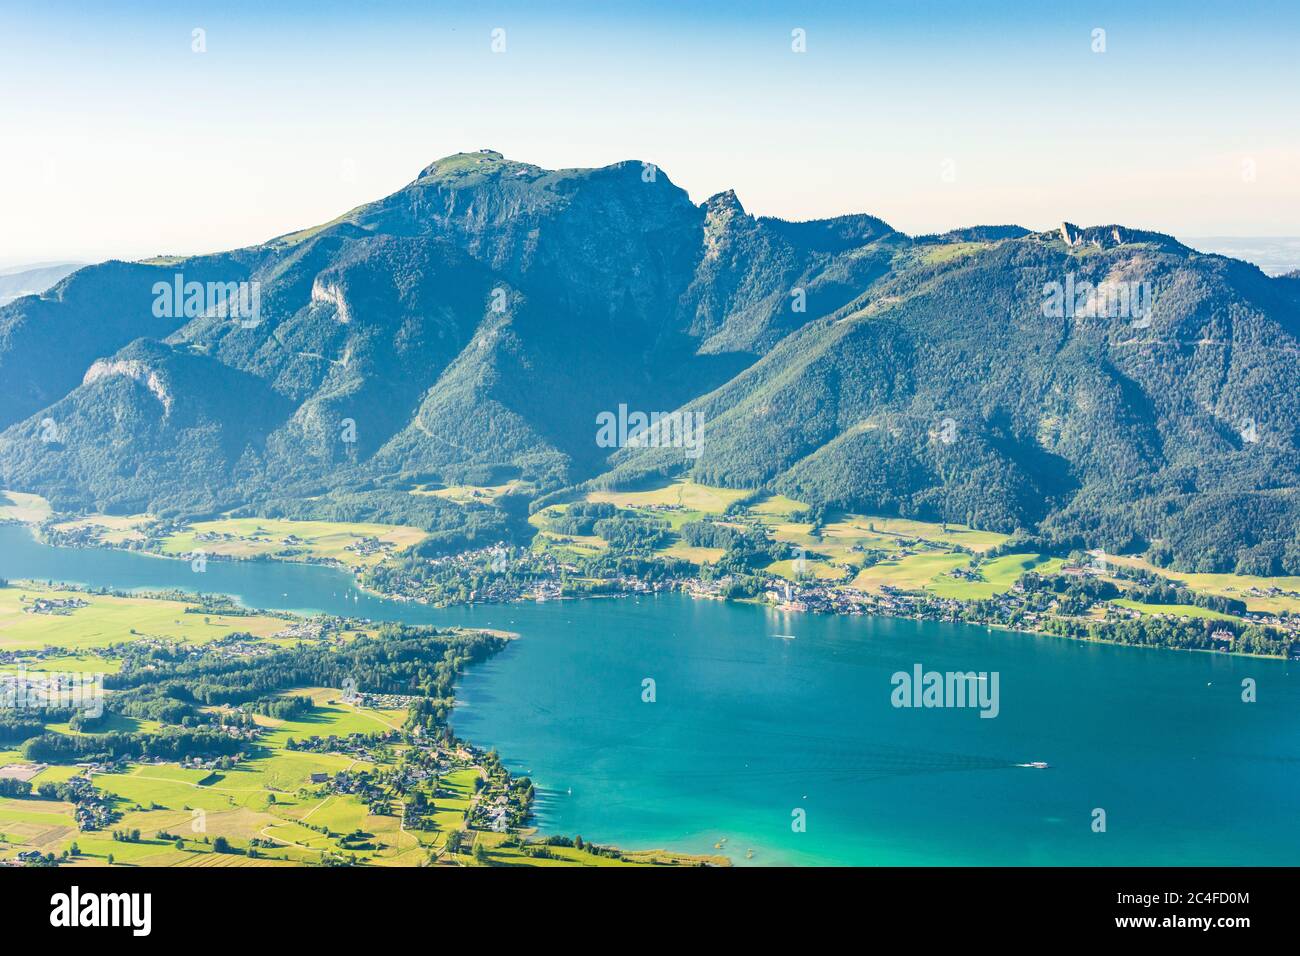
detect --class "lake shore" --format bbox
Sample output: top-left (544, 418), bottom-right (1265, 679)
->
top-left (3, 523), bottom-right (1299, 865)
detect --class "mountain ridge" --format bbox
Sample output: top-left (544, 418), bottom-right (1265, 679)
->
top-left (3, 151), bottom-right (1298, 573)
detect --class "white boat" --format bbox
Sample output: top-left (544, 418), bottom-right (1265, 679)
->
top-left (1016, 761), bottom-right (1050, 769)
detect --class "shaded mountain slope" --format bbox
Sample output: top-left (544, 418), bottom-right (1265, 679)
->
top-left (3, 152), bottom-right (1299, 573)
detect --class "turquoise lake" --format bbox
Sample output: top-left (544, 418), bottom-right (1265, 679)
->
top-left (2, 523), bottom-right (1297, 865)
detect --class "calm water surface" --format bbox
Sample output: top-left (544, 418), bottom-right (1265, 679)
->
top-left (2, 524), bottom-right (1296, 865)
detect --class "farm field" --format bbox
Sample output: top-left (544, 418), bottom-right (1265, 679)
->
top-left (49, 513), bottom-right (153, 545)
top-left (0, 573), bottom-right (645, 872)
top-left (527, 508), bottom-right (608, 556)
top-left (765, 557), bottom-right (850, 581)
top-left (530, 480), bottom-right (745, 560)
top-left (924, 554), bottom-right (1065, 600)
top-left (659, 543), bottom-right (727, 564)
top-left (748, 494), bottom-right (808, 519)
top-left (98, 468), bottom-right (1290, 629)
top-left (43, 713), bottom-right (163, 737)
top-left (851, 551), bottom-right (973, 592)
top-left (830, 514), bottom-right (1009, 553)
top-left (14, 653), bottom-right (122, 674)
top-left (254, 687), bottom-right (409, 745)
top-left (1110, 599), bottom-right (1241, 622)
top-left (158, 517), bottom-right (426, 567)
top-left (587, 478), bottom-right (752, 514)
top-left (0, 682), bottom-right (718, 868)
top-left (412, 481), bottom-right (530, 504)
top-left (0, 491), bottom-right (53, 524)
top-left (0, 796), bottom-right (77, 852)
top-left (1107, 555), bottom-right (1300, 615)
top-left (546, 478), bottom-right (1065, 600)
top-left (1, 491), bottom-right (426, 573)
top-left (0, 583), bottom-right (294, 652)
top-left (0, 678), bottom-right (426, 867)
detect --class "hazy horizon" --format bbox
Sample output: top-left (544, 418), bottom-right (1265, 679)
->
top-left (3, 219), bottom-right (1299, 279)
top-left (2, 0), bottom-right (1298, 264)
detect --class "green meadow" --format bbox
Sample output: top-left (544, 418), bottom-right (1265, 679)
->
top-left (924, 555), bottom-right (1065, 600)
top-left (1111, 599), bottom-right (1241, 622)
top-left (0, 490), bottom-right (53, 524)
top-left (159, 517), bottom-right (426, 567)
top-left (526, 478), bottom-right (1067, 602)
top-left (1109, 555), bottom-right (1300, 615)
top-left (0, 583), bottom-right (292, 652)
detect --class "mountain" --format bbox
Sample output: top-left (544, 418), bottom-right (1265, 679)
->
top-left (0, 151), bottom-right (892, 506)
top-left (601, 224), bottom-right (1300, 573)
top-left (0, 262), bottom-right (83, 307)
top-left (3, 151), bottom-right (1300, 574)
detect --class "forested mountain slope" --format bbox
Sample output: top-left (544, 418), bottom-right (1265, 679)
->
top-left (3, 152), bottom-right (1298, 573)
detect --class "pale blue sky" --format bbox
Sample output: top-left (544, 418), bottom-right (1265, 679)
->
top-left (1, 0), bottom-right (1297, 263)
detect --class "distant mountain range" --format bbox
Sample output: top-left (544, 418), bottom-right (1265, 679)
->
top-left (3, 151), bottom-right (1299, 574)
top-left (0, 262), bottom-right (83, 307)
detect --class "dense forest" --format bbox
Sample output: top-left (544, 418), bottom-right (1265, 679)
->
top-left (3, 152), bottom-right (1299, 573)
top-left (3, 625), bottom-right (506, 762)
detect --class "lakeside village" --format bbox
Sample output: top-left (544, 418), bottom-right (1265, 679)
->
top-left (284, 724), bottom-right (534, 839)
top-left (0, 586), bottom-right (551, 866)
top-left (359, 542), bottom-right (1300, 659)
top-left (1, 592), bottom-right (720, 866)
top-left (19, 504), bottom-right (1300, 658)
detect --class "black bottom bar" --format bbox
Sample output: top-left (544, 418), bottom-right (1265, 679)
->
top-left (3, 866), bottom-right (1282, 941)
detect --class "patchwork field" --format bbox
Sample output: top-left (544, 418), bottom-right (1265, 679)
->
top-left (925, 554), bottom-right (1065, 600)
top-left (0, 681), bottom-right (418, 867)
top-left (0, 796), bottom-right (77, 850)
top-left (400, 474), bottom-right (1300, 620)
top-left (0, 556), bottom-right (725, 868)
top-left (540, 479), bottom-right (1054, 601)
top-left (531, 480), bottom-right (753, 561)
top-left (159, 517), bottom-right (426, 567)
top-left (587, 478), bottom-right (752, 514)
top-left (0, 583), bottom-right (292, 652)
top-left (528, 508), bottom-right (608, 557)
top-left (0, 681), bottom-right (713, 867)
top-left (831, 514), bottom-right (1009, 553)
top-left (1107, 555), bottom-right (1300, 615)
top-left (851, 551), bottom-right (973, 592)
